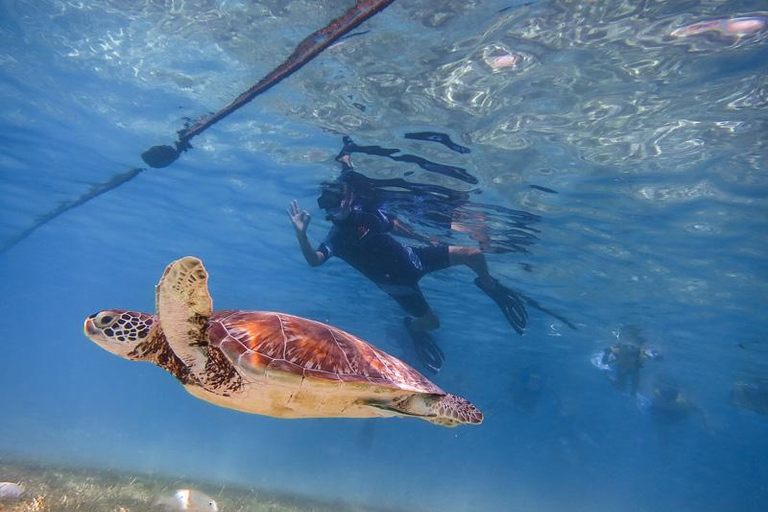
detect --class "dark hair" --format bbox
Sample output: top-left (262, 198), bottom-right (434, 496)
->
top-left (317, 182), bottom-right (346, 210)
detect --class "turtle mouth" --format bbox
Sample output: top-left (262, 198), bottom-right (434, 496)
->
top-left (84, 318), bottom-right (100, 337)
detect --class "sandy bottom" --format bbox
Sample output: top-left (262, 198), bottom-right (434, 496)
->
top-left (0, 459), bottom-right (396, 512)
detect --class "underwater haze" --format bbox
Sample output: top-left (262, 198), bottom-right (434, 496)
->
top-left (1, 1), bottom-right (767, 511)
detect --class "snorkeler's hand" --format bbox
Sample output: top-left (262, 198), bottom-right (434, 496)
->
top-left (288, 200), bottom-right (311, 234)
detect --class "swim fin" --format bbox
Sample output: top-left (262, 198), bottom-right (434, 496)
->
top-left (517, 292), bottom-right (577, 331)
top-left (475, 277), bottom-right (528, 335)
top-left (404, 318), bottom-right (445, 374)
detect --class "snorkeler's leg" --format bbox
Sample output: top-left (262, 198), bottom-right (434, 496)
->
top-left (447, 245), bottom-right (491, 279)
top-left (408, 308), bottom-right (440, 331)
top-left (384, 284), bottom-right (445, 374)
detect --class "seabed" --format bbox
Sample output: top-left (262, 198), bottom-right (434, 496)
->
top-left (0, 459), bottom-right (398, 512)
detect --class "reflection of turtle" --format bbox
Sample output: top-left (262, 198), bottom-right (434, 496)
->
top-left (83, 256), bottom-right (482, 427)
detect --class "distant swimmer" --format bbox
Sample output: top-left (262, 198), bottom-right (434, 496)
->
top-left (599, 343), bottom-right (661, 396)
top-left (593, 326), bottom-right (661, 396)
top-left (511, 366), bottom-right (562, 416)
top-left (155, 489), bottom-right (218, 511)
top-left (288, 139), bottom-right (531, 372)
top-left (642, 377), bottom-right (708, 430)
top-left (84, 257), bottom-right (483, 427)
top-left (649, 384), bottom-right (697, 419)
top-left (730, 378), bottom-right (768, 415)
top-left (671, 16), bottom-right (766, 38)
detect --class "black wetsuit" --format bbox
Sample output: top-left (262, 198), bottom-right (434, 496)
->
top-left (318, 202), bottom-right (450, 317)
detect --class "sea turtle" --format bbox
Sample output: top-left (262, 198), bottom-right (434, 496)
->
top-left (83, 256), bottom-right (482, 427)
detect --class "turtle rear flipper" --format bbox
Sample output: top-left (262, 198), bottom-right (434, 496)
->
top-left (370, 393), bottom-right (483, 427)
top-left (156, 256), bottom-right (213, 386)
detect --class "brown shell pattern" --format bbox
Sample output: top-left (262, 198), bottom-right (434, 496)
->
top-left (207, 311), bottom-right (442, 394)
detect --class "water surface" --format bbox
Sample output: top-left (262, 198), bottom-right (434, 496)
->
top-left (1, 1), bottom-right (766, 512)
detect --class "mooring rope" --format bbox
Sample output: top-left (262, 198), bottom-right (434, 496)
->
top-left (0, 167), bottom-right (145, 253)
top-left (1, 1), bottom-right (396, 253)
top-left (143, 0), bottom-right (396, 168)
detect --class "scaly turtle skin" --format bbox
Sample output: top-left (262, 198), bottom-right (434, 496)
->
top-left (84, 256), bottom-right (482, 427)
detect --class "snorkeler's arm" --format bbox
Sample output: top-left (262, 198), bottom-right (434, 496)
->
top-left (392, 218), bottom-right (438, 245)
top-left (601, 347), bottom-right (614, 365)
top-left (288, 200), bottom-right (327, 267)
top-left (297, 231), bottom-right (327, 267)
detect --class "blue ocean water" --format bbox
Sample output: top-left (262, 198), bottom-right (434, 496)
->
top-left (1, 1), bottom-right (767, 511)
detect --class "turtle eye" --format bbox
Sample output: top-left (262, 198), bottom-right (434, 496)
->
top-left (100, 315), bottom-right (114, 325)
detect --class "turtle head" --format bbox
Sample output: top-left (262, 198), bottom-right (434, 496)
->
top-left (84, 310), bottom-right (158, 360)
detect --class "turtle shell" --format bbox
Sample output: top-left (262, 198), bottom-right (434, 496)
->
top-left (207, 310), bottom-right (442, 395)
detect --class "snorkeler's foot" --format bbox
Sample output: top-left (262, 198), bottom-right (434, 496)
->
top-left (335, 136), bottom-right (357, 170)
top-left (404, 317), bottom-right (444, 374)
top-left (475, 277), bottom-right (528, 335)
top-left (336, 153), bottom-right (352, 169)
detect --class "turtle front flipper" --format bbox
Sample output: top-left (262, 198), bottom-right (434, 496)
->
top-left (369, 393), bottom-right (483, 427)
top-left (156, 256), bottom-right (214, 387)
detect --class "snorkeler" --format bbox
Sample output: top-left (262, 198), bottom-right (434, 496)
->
top-left (598, 326), bottom-right (661, 396)
top-left (287, 140), bottom-right (529, 373)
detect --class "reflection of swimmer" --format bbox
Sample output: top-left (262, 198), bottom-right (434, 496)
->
top-left (404, 131), bottom-right (470, 154)
top-left (489, 54), bottom-right (519, 70)
top-left (730, 379), bottom-right (768, 415)
top-left (450, 207), bottom-right (493, 253)
top-left (597, 326), bottom-right (661, 396)
top-left (671, 16), bottom-right (766, 38)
